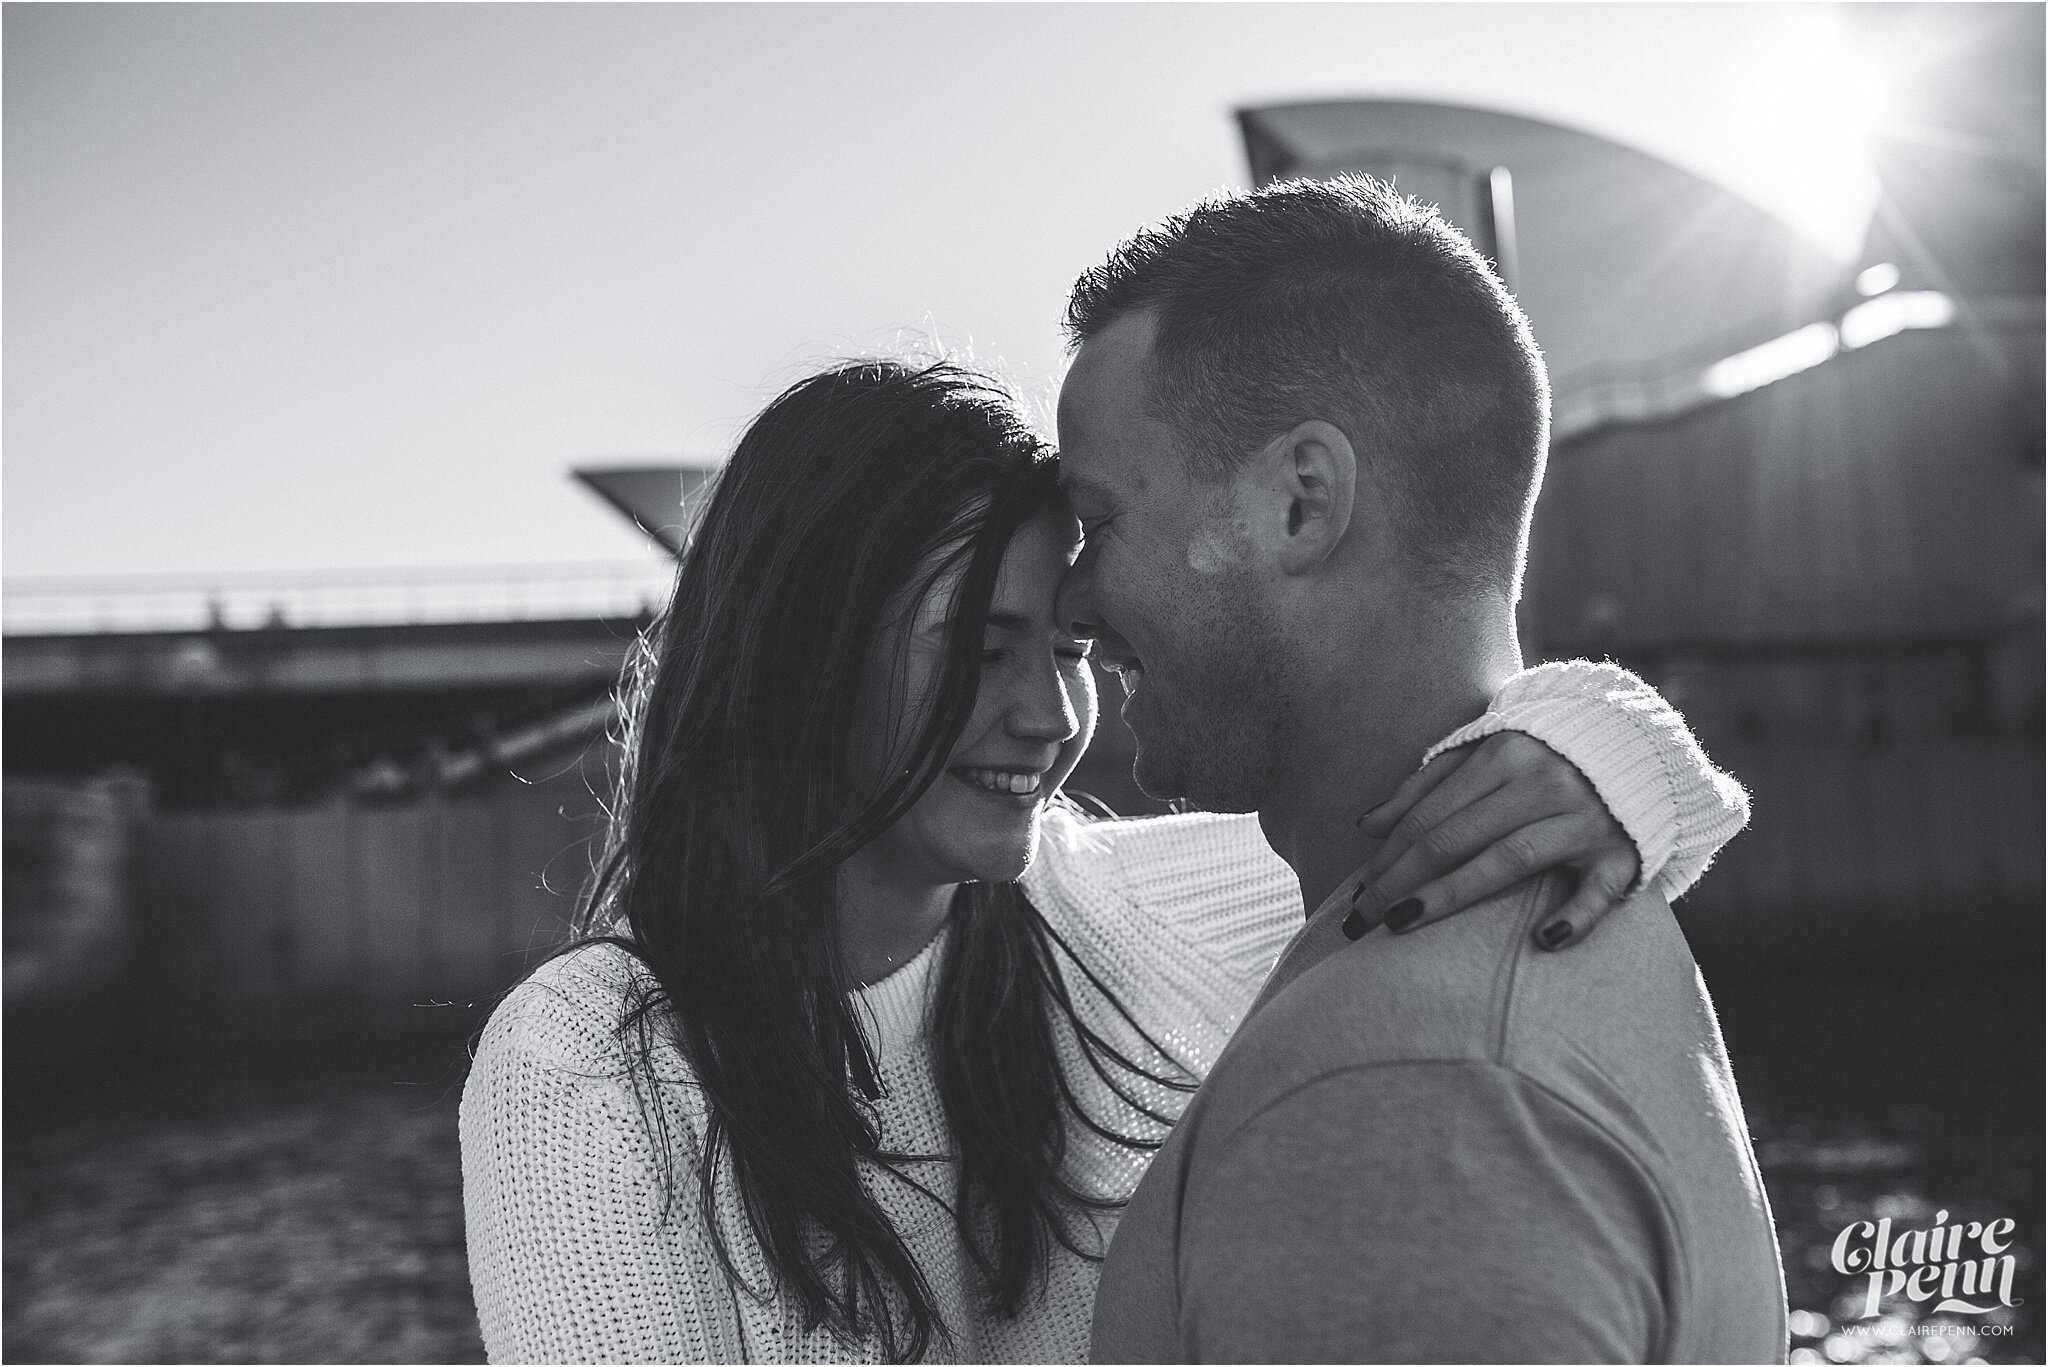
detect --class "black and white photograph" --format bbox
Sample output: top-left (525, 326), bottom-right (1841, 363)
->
top-left (5, 3), bottom-right (2042, 1363)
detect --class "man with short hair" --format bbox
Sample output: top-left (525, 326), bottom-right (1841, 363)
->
top-left (1058, 177), bottom-right (1786, 1363)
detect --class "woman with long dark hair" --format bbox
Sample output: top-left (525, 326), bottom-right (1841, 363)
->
top-left (461, 360), bottom-right (1745, 1363)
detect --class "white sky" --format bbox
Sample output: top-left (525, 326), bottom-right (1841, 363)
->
top-left (5, 2), bottom-right (1880, 583)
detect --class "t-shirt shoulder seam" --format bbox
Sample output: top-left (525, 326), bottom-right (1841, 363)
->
top-left (1489, 869), bottom-right (1569, 1065)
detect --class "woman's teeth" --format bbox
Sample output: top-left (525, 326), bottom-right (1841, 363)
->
top-left (960, 768), bottom-right (1042, 795)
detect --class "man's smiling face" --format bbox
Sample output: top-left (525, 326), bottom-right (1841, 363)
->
top-left (1054, 310), bottom-right (1293, 811)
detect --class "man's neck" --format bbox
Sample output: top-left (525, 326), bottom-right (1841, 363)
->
top-left (1257, 599), bottom-right (1523, 917)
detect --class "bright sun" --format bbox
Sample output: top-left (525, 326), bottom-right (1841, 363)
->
top-left (1727, 7), bottom-right (1890, 263)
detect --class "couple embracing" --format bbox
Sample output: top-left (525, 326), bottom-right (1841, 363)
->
top-left (462, 177), bottom-right (1788, 1364)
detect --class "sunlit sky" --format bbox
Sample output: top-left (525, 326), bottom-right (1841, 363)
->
top-left (5, 2), bottom-right (1885, 583)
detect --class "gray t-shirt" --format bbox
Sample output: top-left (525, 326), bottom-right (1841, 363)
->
top-left (1089, 870), bottom-right (1787, 1364)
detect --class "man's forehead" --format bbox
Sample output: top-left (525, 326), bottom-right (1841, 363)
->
top-left (1058, 425), bottom-right (1159, 503)
top-left (1061, 311), bottom-right (1159, 414)
top-left (1059, 313), bottom-right (1167, 498)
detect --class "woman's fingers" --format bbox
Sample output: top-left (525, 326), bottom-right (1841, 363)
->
top-left (1363, 824), bottom-right (1642, 947)
top-left (1359, 783), bottom-right (1563, 919)
top-left (1529, 849), bottom-right (1642, 951)
top-left (1363, 811), bottom-right (1591, 931)
top-left (1361, 732), bottom-right (1584, 870)
top-left (1356, 744), bottom-right (1475, 840)
top-left (1346, 727), bottom-right (1651, 946)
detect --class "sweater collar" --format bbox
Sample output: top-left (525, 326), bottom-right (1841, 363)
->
top-left (851, 923), bottom-right (948, 1064)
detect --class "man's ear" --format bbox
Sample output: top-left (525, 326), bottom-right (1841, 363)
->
top-left (1251, 419), bottom-right (1356, 576)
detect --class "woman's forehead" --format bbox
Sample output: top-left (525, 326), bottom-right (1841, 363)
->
top-left (904, 509), bottom-right (1077, 636)
top-left (992, 510), bottom-right (1081, 607)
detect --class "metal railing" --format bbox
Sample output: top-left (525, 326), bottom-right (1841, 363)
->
top-left (3, 561), bottom-right (677, 636)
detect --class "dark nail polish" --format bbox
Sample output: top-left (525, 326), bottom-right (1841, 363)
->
top-left (1384, 898), bottom-right (1424, 932)
top-left (1341, 909), bottom-right (1367, 941)
top-left (1537, 920), bottom-right (1574, 950)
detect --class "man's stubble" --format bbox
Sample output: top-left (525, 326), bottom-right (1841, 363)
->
top-left (1130, 561), bottom-right (1296, 815)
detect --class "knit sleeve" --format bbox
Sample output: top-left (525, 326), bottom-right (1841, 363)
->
top-left (460, 955), bottom-right (748, 1363)
top-left (1024, 807), bottom-right (1300, 1072)
top-left (1424, 659), bottom-right (1750, 901)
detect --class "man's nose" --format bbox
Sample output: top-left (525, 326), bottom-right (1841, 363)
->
top-left (1056, 546), bottom-right (1101, 643)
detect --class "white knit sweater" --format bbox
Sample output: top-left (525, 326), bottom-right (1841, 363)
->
top-left (460, 660), bottom-right (1747, 1364)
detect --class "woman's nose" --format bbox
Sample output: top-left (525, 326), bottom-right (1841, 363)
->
top-left (1056, 547), bottom-right (1101, 644)
top-left (1007, 656), bottom-right (1081, 743)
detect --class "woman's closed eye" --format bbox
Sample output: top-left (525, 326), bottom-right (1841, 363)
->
top-left (981, 640), bottom-right (1093, 666)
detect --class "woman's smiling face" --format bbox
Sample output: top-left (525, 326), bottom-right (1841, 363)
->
top-left (852, 507), bottom-right (1098, 891)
